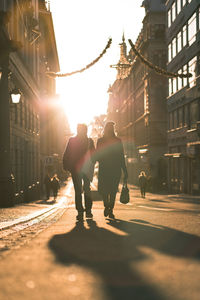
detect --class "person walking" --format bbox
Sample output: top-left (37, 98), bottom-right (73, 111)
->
top-left (51, 175), bottom-right (60, 200)
top-left (95, 121), bottom-right (128, 219)
top-left (44, 173), bottom-right (51, 200)
top-left (63, 124), bottom-right (95, 221)
top-left (138, 171), bottom-right (147, 198)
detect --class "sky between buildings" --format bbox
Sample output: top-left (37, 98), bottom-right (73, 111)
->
top-left (50, 0), bottom-right (145, 133)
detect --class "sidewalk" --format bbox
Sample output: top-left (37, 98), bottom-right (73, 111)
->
top-left (1, 179), bottom-right (200, 227)
top-left (0, 183), bottom-right (69, 225)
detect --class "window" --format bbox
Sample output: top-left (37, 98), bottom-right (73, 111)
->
top-left (188, 12), bottom-right (197, 46)
top-left (168, 9), bottom-right (171, 28)
top-left (169, 112), bottom-right (174, 129)
top-left (168, 43), bottom-right (172, 62)
top-left (183, 64), bottom-right (188, 87)
top-left (15, 105), bottom-right (18, 124)
top-left (182, 25), bottom-right (187, 47)
top-left (190, 100), bottom-right (199, 129)
top-left (25, 104), bottom-right (27, 129)
top-left (197, 55), bottom-right (200, 76)
top-left (177, 31), bottom-right (182, 53)
top-left (172, 37), bottom-right (177, 59)
top-left (174, 110), bottom-right (178, 128)
top-left (169, 78), bottom-right (173, 96)
top-left (199, 7), bottom-right (200, 31)
top-left (172, 2), bottom-right (176, 23)
top-left (178, 107), bottom-right (183, 127)
top-left (183, 106), bottom-right (185, 125)
top-left (177, 0), bottom-right (181, 15)
top-left (184, 104), bottom-right (189, 126)
top-left (188, 56), bottom-right (197, 88)
top-left (177, 69), bottom-right (183, 90)
top-left (173, 77), bottom-right (177, 94)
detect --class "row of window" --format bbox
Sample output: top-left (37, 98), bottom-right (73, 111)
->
top-left (168, 0), bottom-right (192, 28)
top-left (168, 8), bottom-right (200, 62)
top-left (12, 142), bottom-right (40, 192)
top-left (168, 56), bottom-right (199, 96)
top-left (168, 99), bottom-right (199, 130)
top-left (11, 100), bottom-right (40, 134)
top-left (8, 1), bottom-right (40, 81)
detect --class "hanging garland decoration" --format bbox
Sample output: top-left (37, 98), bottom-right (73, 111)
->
top-left (128, 39), bottom-right (192, 78)
top-left (46, 38), bottom-right (112, 78)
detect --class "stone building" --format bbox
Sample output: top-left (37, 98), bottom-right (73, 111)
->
top-left (0, 0), bottom-right (60, 206)
top-left (166, 0), bottom-right (200, 194)
top-left (107, 0), bottom-right (168, 190)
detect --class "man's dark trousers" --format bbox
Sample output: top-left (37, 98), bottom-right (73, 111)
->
top-left (71, 171), bottom-right (92, 214)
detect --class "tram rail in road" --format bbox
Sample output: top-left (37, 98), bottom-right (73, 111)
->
top-left (0, 181), bottom-right (73, 237)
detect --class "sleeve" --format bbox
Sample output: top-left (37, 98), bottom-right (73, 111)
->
top-left (89, 138), bottom-right (95, 153)
top-left (120, 141), bottom-right (128, 178)
top-left (63, 139), bottom-right (72, 171)
top-left (91, 138), bottom-right (100, 163)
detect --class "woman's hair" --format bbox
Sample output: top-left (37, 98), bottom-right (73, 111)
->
top-left (103, 121), bottom-right (116, 137)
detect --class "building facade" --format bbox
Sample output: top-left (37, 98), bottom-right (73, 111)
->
top-left (166, 0), bottom-right (200, 194)
top-left (107, 0), bottom-right (168, 190)
top-left (0, 0), bottom-right (61, 206)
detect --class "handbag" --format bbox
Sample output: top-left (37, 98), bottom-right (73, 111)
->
top-left (120, 183), bottom-right (130, 204)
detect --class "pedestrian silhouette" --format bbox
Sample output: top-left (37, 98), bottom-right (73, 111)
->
top-left (94, 121), bottom-right (128, 219)
top-left (63, 123), bottom-right (95, 221)
top-left (51, 175), bottom-right (60, 200)
top-left (138, 171), bottom-right (147, 198)
top-left (44, 173), bottom-right (51, 200)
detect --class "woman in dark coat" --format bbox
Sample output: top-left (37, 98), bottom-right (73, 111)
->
top-left (95, 122), bottom-right (128, 219)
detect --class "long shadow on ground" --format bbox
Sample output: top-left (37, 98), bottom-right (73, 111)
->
top-left (49, 218), bottom-right (200, 300)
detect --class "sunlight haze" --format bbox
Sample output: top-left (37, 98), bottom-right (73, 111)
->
top-left (50, 0), bottom-right (145, 133)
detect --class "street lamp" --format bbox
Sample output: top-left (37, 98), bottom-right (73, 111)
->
top-left (10, 88), bottom-right (21, 104)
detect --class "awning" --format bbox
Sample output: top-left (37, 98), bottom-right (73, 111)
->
top-left (138, 148), bottom-right (148, 154)
top-left (164, 153), bottom-right (183, 158)
top-left (187, 141), bottom-right (200, 146)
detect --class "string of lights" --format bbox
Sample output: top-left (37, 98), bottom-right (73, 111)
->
top-left (128, 39), bottom-right (192, 78)
top-left (46, 38), bottom-right (112, 78)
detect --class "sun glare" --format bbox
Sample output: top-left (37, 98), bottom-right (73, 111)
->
top-left (56, 67), bottom-right (112, 134)
top-left (51, 0), bottom-right (145, 134)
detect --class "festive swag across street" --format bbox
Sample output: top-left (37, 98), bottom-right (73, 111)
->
top-left (0, 1), bottom-right (200, 300)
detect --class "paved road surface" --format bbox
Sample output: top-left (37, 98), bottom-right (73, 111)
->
top-left (0, 181), bottom-right (200, 300)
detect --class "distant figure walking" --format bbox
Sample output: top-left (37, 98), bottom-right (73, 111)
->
top-left (51, 175), bottom-right (60, 200)
top-left (63, 124), bottom-right (95, 221)
top-left (138, 171), bottom-right (147, 198)
top-left (44, 173), bottom-right (51, 200)
top-left (95, 121), bottom-right (128, 219)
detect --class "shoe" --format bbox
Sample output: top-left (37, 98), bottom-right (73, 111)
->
top-left (86, 211), bottom-right (93, 219)
top-left (104, 207), bottom-right (109, 217)
top-left (76, 212), bottom-right (83, 221)
top-left (108, 211), bottom-right (115, 219)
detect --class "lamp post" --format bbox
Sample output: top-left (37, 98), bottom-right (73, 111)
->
top-left (0, 11), bottom-right (21, 207)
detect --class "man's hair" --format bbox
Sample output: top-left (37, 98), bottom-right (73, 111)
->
top-left (77, 123), bottom-right (88, 135)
